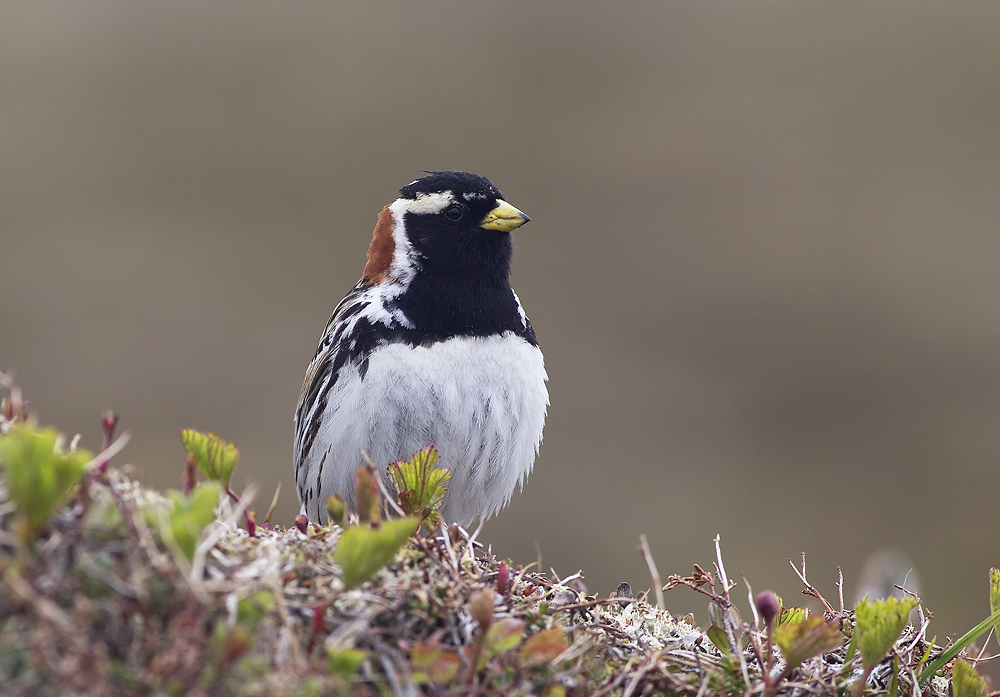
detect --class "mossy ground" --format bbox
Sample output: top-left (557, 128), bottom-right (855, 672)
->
top-left (0, 375), bottom-right (979, 696)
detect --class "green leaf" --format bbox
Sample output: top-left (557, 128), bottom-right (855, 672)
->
top-left (777, 606), bottom-right (808, 626)
top-left (169, 483), bottom-right (221, 560)
top-left (327, 647), bottom-right (367, 676)
top-left (387, 446), bottom-right (452, 532)
top-left (484, 618), bottom-right (525, 656)
top-left (518, 628), bottom-right (568, 666)
top-left (334, 517), bottom-right (419, 589)
top-left (708, 600), bottom-right (724, 629)
top-left (706, 625), bottom-right (730, 653)
top-left (773, 615), bottom-right (843, 669)
top-left (0, 425), bottom-right (92, 536)
top-left (915, 639), bottom-right (934, 676)
top-left (842, 630), bottom-right (858, 667)
top-left (855, 597), bottom-right (917, 670)
top-left (180, 429), bottom-right (239, 488)
top-left (237, 590), bottom-right (277, 627)
top-left (952, 660), bottom-right (990, 697)
top-left (411, 638), bottom-right (460, 684)
top-left (889, 655), bottom-right (900, 697)
top-left (145, 482), bottom-right (222, 560)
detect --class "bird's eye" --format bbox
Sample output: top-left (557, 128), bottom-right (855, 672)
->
top-left (444, 204), bottom-right (464, 221)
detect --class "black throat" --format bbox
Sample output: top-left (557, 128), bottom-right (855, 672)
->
top-left (389, 270), bottom-right (533, 341)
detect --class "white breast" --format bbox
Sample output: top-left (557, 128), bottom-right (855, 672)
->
top-left (298, 332), bottom-right (548, 526)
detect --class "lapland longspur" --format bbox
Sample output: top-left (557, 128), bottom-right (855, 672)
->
top-left (294, 171), bottom-right (548, 526)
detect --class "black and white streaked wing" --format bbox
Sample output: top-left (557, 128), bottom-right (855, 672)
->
top-left (293, 282), bottom-right (369, 483)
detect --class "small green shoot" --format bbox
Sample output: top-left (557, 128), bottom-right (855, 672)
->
top-left (772, 615), bottom-right (842, 671)
top-left (764, 592), bottom-right (809, 626)
top-left (853, 597), bottom-right (917, 696)
top-left (856, 597), bottom-right (916, 669)
top-left (325, 493), bottom-right (346, 526)
top-left (387, 445), bottom-right (451, 532)
top-left (326, 647), bottom-right (367, 677)
top-left (915, 638), bottom-right (934, 677)
top-left (0, 425), bottom-right (92, 544)
top-left (951, 659), bottom-right (990, 697)
top-left (842, 630), bottom-right (857, 666)
top-left (180, 429), bottom-right (239, 490)
top-left (334, 517), bottom-right (419, 589)
top-left (145, 482), bottom-right (222, 561)
top-left (353, 466), bottom-right (381, 525)
top-left (777, 606), bottom-right (808, 626)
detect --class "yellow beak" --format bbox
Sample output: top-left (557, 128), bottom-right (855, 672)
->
top-left (479, 200), bottom-right (531, 232)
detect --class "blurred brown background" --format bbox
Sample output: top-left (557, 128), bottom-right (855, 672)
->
top-left (2, 1), bottom-right (998, 646)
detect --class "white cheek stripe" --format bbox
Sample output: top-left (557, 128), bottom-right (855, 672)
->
top-left (386, 198), bottom-right (420, 289)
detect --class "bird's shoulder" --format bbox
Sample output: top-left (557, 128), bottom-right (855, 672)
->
top-left (296, 282), bottom-right (384, 420)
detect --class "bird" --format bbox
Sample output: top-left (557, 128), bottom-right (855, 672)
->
top-left (294, 171), bottom-right (548, 526)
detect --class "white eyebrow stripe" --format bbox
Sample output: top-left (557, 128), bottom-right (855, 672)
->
top-left (402, 190), bottom-right (455, 214)
top-left (463, 192), bottom-right (488, 201)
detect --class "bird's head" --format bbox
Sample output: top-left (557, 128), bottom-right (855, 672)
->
top-left (362, 171), bottom-right (530, 286)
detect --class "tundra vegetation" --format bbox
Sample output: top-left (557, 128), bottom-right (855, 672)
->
top-left (0, 371), bottom-right (996, 696)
